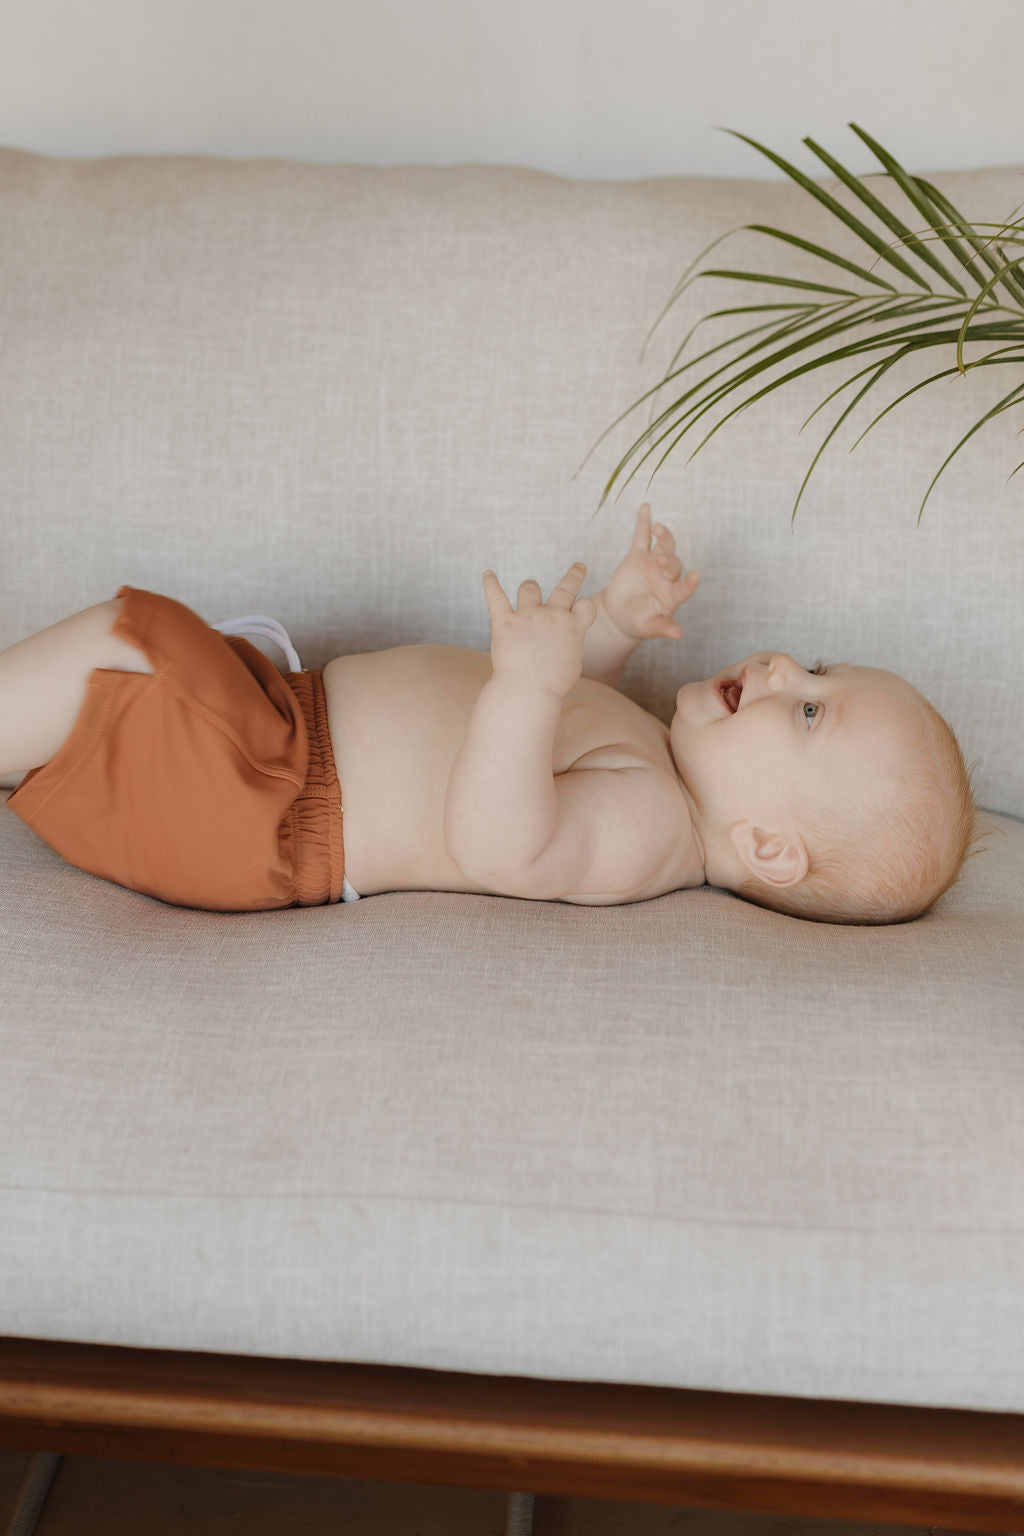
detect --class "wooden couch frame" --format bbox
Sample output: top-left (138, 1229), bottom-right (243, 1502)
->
top-left (2, 1336), bottom-right (1024, 1530)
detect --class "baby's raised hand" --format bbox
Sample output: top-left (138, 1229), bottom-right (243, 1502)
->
top-left (482, 562), bottom-right (596, 698)
top-left (602, 504), bottom-right (700, 643)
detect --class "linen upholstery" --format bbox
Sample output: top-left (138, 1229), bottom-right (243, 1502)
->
top-left (2, 148), bottom-right (1023, 1414)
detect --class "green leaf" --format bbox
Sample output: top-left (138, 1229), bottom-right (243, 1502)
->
top-left (654, 300), bottom-right (911, 442)
top-left (800, 355), bottom-right (899, 430)
top-left (696, 268), bottom-right (861, 296)
top-left (849, 360), bottom-right (962, 451)
top-left (625, 300), bottom-right (869, 469)
top-left (956, 255), bottom-right (1024, 373)
top-left (804, 132), bottom-right (968, 296)
top-left (596, 127), bottom-right (1024, 516)
top-left (744, 224), bottom-right (898, 290)
top-left (640, 226), bottom-right (743, 359)
top-left (617, 311), bottom-right (940, 493)
top-left (602, 307), bottom-right (1023, 507)
top-left (618, 322), bottom-right (1019, 504)
top-left (789, 355), bottom-right (905, 520)
top-left (594, 307), bottom-right (827, 502)
top-left (915, 179), bottom-right (1024, 310)
top-left (851, 346), bottom-right (1024, 453)
top-left (589, 305), bottom-right (830, 486)
top-left (658, 302), bottom-right (807, 383)
top-left (653, 303), bottom-right (823, 425)
top-left (651, 297), bottom-right (860, 406)
top-left (724, 130), bottom-right (933, 290)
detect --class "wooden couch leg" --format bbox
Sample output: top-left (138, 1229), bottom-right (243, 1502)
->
top-left (7, 1452), bottom-right (62, 1536)
top-left (505, 1490), bottom-right (536, 1536)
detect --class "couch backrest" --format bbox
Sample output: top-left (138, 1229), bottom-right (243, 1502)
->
top-left (1, 148), bottom-right (1021, 817)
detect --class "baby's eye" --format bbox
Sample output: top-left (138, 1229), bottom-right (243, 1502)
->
top-left (804, 659), bottom-right (828, 724)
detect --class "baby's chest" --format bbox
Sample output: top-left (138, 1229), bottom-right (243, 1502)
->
top-left (552, 682), bottom-right (671, 775)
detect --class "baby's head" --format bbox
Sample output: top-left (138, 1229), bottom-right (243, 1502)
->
top-left (670, 652), bottom-right (982, 925)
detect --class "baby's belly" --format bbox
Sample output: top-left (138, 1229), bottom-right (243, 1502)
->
top-left (321, 646), bottom-right (496, 896)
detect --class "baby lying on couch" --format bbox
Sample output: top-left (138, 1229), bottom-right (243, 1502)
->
top-left (2, 506), bottom-right (977, 924)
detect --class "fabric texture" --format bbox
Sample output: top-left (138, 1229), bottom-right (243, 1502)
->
top-left (7, 585), bottom-right (347, 911)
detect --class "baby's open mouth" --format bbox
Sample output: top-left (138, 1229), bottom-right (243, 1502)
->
top-left (720, 680), bottom-right (742, 713)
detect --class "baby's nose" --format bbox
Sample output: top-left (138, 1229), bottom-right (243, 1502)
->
top-left (766, 653), bottom-right (801, 689)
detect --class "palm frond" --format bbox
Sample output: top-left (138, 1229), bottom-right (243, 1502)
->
top-left (809, 129), bottom-right (968, 296)
top-left (723, 130), bottom-right (932, 290)
top-left (914, 181), bottom-right (1024, 309)
top-left (956, 257), bottom-right (1024, 372)
top-left (594, 126), bottom-right (1024, 518)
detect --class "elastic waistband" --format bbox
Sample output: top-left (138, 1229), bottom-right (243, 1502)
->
top-left (282, 669), bottom-right (346, 906)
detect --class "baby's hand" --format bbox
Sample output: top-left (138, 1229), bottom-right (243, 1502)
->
top-left (482, 562), bottom-right (596, 698)
top-left (602, 504), bottom-right (700, 643)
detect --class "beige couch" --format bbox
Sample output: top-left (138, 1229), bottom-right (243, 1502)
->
top-left (2, 147), bottom-right (1023, 1530)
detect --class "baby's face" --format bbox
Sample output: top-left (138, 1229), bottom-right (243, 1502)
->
top-left (670, 652), bottom-right (928, 840)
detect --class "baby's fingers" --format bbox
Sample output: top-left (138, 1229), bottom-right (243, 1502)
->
top-left (547, 561), bottom-right (588, 610)
top-left (653, 523), bottom-right (687, 588)
top-left (655, 547), bottom-right (683, 581)
top-left (652, 519), bottom-right (677, 555)
top-left (482, 569), bottom-right (513, 617)
top-left (632, 503), bottom-right (654, 550)
top-left (652, 613), bottom-right (684, 639)
top-left (573, 593), bottom-right (597, 632)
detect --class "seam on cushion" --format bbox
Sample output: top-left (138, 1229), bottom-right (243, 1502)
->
top-left (0, 1179), bottom-right (1018, 1236)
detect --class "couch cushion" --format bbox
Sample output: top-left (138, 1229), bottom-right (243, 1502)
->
top-left (3, 793), bottom-right (1023, 1412)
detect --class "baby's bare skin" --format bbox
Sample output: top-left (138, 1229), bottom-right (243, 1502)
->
top-left (323, 643), bottom-right (701, 902)
top-left (320, 504), bottom-right (708, 905)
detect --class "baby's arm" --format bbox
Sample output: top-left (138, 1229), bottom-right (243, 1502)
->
top-left (582, 505), bottom-right (699, 689)
top-left (444, 563), bottom-right (597, 896)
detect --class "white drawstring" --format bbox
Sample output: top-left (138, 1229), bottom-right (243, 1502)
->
top-left (212, 613), bottom-right (303, 673)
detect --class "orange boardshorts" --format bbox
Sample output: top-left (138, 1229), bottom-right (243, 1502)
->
top-left (7, 586), bottom-right (347, 912)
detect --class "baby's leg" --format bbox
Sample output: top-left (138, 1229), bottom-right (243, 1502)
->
top-left (0, 596), bottom-right (153, 779)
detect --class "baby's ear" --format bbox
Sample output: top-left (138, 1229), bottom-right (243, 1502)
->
top-left (730, 821), bottom-right (809, 889)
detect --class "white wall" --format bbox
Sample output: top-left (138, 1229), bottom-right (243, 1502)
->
top-left (0, 0), bottom-right (1021, 178)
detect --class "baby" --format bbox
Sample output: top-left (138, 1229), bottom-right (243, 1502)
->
top-left (1, 506), bottom-right (978, 923)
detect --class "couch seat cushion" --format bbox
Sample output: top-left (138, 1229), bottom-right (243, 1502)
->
top-left (3, 794), bottom-right (1023, 1412)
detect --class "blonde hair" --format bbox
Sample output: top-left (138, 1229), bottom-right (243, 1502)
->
top-left (734, 702), bottom-right (990, 926)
